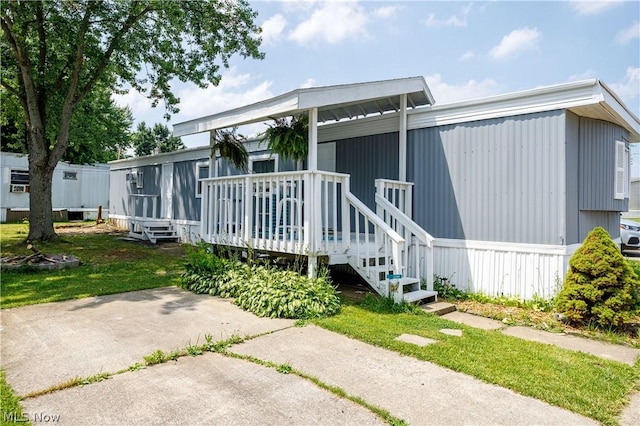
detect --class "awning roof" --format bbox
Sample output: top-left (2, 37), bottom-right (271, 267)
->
top-left (173, 76), bottom-right (435, 137)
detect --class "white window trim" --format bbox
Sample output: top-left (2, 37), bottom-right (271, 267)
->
top-left (195, 161), bottom-right (210, 198)
top-left (614, 140), bottom-right (629, 200)
top-left (9, 169), bottom-right (29, 193)
top-left (249, 153), bottom-right (278, 174)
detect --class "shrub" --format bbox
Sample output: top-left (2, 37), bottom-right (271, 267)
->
top-left (180, 245), bottom-right (341, 319)
top-left (234, 266), bottom-right (341, 319)
top-left (555, 227), bottom-right (640, 328)
top-left (180, 243), bottom-right (243, 296)
top-left (433, 274), bottom-right (468, 300)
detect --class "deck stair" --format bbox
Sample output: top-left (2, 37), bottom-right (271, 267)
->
top-left (129, 219), bottom-right (178, 244)
top-left (348, 249), bottom-right (437, 304)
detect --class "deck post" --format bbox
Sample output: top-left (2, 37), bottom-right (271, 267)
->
top-left (399, 94), bottom-right (407, 182)
top-left (307, 254), bottom-right (317, 278)
top-left (308, 107), bottom-right (318, 171)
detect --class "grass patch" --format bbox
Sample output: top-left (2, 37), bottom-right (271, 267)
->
top-left (0, 223), bottom-right (185, 308)
top-left (1, 370), bottom-right (29, 425)
top-left (314, 304), bottom-right (639, 425)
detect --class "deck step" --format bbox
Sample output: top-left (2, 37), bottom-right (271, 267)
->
top-left (403, 290), bottom-right (438, 304)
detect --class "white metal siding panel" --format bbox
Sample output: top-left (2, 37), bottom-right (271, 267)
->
top-left (408, 110), bottom-right (566, 245)
top-left (433, 240), bottom-right (568, 299)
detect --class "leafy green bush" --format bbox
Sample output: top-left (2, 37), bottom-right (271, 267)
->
top-left (555, 227), bottom-right (640, 328)
top-left (180, 243), bottom-right (243, 296)
top-left (433, 274), bottom-right (468, 300)
top-left (180, 245), bottom-right (341, 319)
top-left (234, 266), bottom-right (340, 319)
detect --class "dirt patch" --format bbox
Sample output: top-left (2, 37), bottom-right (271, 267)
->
top-left (54, 222), bottom-right (127, 236)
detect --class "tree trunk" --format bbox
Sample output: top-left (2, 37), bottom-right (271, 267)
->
top-left (27, 135), bottom-right (58, 242)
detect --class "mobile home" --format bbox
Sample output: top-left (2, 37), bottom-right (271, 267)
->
top-left (109, 77), bottom-right (640, 302)
top-left (1, 152), bottom-right (110, 222)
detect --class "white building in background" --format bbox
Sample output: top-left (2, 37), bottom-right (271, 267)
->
top-left (0, 152), bottom-right (110, 222)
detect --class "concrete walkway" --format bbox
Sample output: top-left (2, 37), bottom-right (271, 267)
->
top-left (1, 287), bottom-right (635, 425)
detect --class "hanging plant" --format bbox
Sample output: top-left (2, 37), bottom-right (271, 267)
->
top-left (263, 114), bottom-right (308, 162)
top-left (211, 127), bottom-right (249, 172)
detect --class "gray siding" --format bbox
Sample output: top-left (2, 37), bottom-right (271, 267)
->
top-left (579, 210), bottom-right (621, 241)
top-left (579, 117), bottom-right (629, 212)
top-left (173, 159), bottom-right (202, 221)
top-left (335, 132), bottom-right (399, 211)
top-left (408, 110), bottom-right (567, 244)
top-left (565, 112), bottom-right (580, 245)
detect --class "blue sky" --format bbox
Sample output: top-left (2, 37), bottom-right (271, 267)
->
top-left (114, 0), bottom-right (639, 168)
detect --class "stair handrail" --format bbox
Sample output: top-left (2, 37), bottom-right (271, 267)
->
top-left (346, 192), bottom-right (404, 244)
top-left (374, 193), bottom-right (434, 247)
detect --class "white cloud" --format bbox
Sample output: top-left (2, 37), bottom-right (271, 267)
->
top-left (373, 5), bottom-right (399, 19)
top-left (568, 69), bottom-right (596, 81)
top-left (616, 21), bottom-right (640, 44)
top-left (261, 14), bottom-right (287, 45)
top-left (175, 69), bottom-right (274, 122)
top-left (608, 67), bottom-right (640, 110)
top-left (424, 12), bottom-right (466, 28)
top-left (570, 0), bottom-right (622, 15)
top-left (459, 50), bottom-right (475, 61)
top-left (423, 3), bottom-right (472, 28)
top-left (112, 87), bottom-right (153, 120)
top-left (425, 74), bottom-right (503, 104)
top-left (288, 2), bottom-right (369, 45)
top-left (489, 27), bottom-right (542, 59)
top-left (300, 78), bottom-right (316, 88)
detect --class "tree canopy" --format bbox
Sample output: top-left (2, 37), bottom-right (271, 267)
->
top-left (1, 82), bottom-right (134, 164)
top-left (1, 0), bottom-right (263, 241)
top-left (132, 122), bottom-right (185, 157)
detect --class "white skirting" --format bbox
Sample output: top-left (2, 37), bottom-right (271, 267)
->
top-left (431, 238), bottom-right (580, 300)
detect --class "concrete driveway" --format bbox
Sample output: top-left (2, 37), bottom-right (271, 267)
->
top-left (1, 287), bottom-right (596, 425)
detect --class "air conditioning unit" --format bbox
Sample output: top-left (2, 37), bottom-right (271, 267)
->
top-left (10, 184), bottom-right (28, 193)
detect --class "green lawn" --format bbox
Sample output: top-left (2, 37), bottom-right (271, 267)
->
top-left (2, 223), bottom-right (638, 425)
top-left (314, 304), bottom-right (640, 426)
top-left (0, 223), bottom-right (185, 308)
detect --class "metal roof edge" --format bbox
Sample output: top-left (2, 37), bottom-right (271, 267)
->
top-left (108, 145), bottom-right (211, 170)
top-left (407, 79), bottom-right (639, 136)
top-left (172, 76), bottom-right (434, 137)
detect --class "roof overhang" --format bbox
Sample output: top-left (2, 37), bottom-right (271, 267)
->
top-left (407, 79), bottom-right (640, 142)
top-left (172, 76), bottom-right (435, 137)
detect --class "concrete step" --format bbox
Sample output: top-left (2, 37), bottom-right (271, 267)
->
top-left (420, 301), bottom-right (455, 316)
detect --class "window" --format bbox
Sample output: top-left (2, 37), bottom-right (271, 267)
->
top-left (249, 154), bottom-right (278, 174)
top-left (63, 171), bottom-right (77, 180)
top-left (10, 169), bottom-right (29, 193)
top-left (614, 140), bottom-right (629, 200)
top-left (196, 162), bottom-right (210, 198)
top-left (126, 170), bottom-right (144, 189)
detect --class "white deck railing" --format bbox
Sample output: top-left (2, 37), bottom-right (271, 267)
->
top-left (200, 171), bottom-right (351, 255)
top-left (375, 193), bottom-right (434, 289)
top-left (375, 179), bottom-right (413, 217)
top-left (345, 192), bottom-right (405, 295)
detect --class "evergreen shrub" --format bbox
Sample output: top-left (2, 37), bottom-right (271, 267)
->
top-left (555, 227), bottom-right (640, 328)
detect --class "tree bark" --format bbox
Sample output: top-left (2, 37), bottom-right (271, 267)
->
top-left (27, 134), bottom-right (57, 241)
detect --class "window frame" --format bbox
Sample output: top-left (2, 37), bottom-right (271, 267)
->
top-left (249, 153), bottom-right (278, 174)
top-left (195, 161), bottom-right (210, 198)
top-left (63, 171), bottom-right (78, 180)
top-left (9, 169), bottom-right (29, 193)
